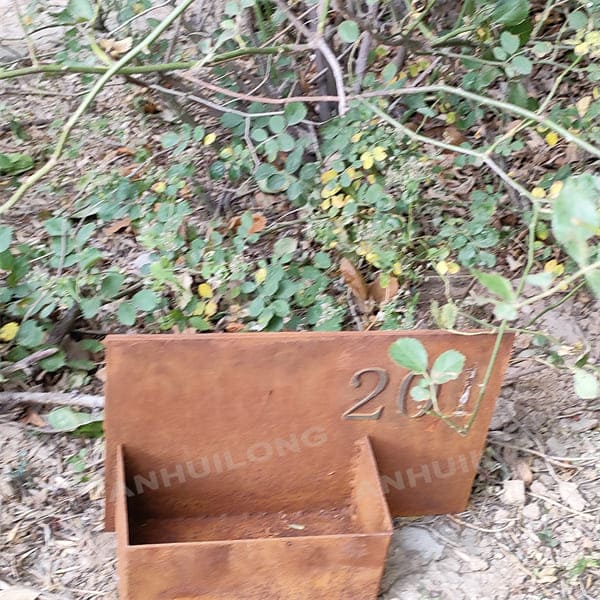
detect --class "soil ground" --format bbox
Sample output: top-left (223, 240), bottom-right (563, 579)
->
top-left (1, 3), bottom-right (599, 599)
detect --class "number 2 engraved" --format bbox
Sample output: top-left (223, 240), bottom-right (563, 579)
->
top-left (342, 368), bottom-right (389, 420)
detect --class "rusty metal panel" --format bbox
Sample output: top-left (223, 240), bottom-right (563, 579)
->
top-left (105, 331), bottom-right (513, 528)
top-left (115, 437), bottom-right (392, 599)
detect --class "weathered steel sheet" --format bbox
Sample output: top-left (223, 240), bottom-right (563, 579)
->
top-left (105, 331), bottom-right (513, 528)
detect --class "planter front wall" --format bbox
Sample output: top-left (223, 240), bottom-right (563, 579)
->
top-left (115, 439), bottom-right (392, 600)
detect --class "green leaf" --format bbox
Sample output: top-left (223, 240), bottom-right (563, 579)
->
top-left (271, 299), bottom-right (290, 317)
top-left (0, 152), bottom-right (33, 175)
top-left (273, 237), bottom-right (297, 259)
top-left (16, 321), bottom-right (44, 348)
top-left (410, 385), bottom-right (431, 402)
top-left (251, 127), bottom-right (268, 142)
top-left (526, 272), bottom-right (553, 289)
top-left (39, 351), bottom-right (66, 372)
top-left (585, 269), bottom-right (600, 299)
top-left (248, 296), bottom-right (265, 318)
top-left (189, 316), bottom-right (212, 331)
top-left (567, 11), bottom-right (588, 29)
top-left (511, 55), bottom-right (533, 75)
top-left (268, 115), bottom-right (286, 134)
top-left (314, 252), bottom-right (331, 269)
top-left (46, 407), bottom-right (103, 432)
top-left (0, 225), bottom-right (12, 252)
top-left (101, 272), bottom-right (125, 298)
top-left (160, 131), bottom-right (180, 149)
top-left (475, 271), bottom-right (516, 302)
top-left (389, 338), bottom-right (429, 374)
top-left (44, 217), bottom-right (70, 237)
top-left (500, 31), bottom-right (520, 54)
top-left (431, 350), bottom-right (466, 384)
top-left (80, 297), bottom-right (102, 319)
top-left (132, 289), bottom-right (158, 311)
top-left (284, 102), bottom-right (307, 125)
top-left (382, 62), bottom-right (398, 82)
top-left (493, 0), bottom-right (530, 26)
top-left (338, 20), bottom-right (360, 43)
top-left (552, 175), bottom-right (600, 266)
top-left (117, 301), bottom-right (136, 326)
top-left (573, 368), bottom-right (599, 399)
top-left (494, 302), bottom-right (518, 321)
top-left (67, 0), bottom-right (95, 21)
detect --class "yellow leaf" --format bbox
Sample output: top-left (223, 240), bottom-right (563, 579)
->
top-left (544, 259), bottom-right (565, 276)
top-left (436, 261), bottom-right (449, 276)
top-left (545, 131), bottom-right (559, 146)
top-left (585, 31), bottom-right (600, 44)
top-left (331, 195), bottom-right (346, 208)
top-left (21, 15), bottom-right (33, 26)
top-left (531, 187), bottom-right (546, 199)
top-left (203, 132), bottom-right (216, 146)
top-left (447, 261), bottom-right (460, 274)
top-left (198, 283), bottom-right (213, 298)
top-left (549, 181), bottom-right (563, 198)
top-left (365, 251), bottom-right (380, 266)
top-left (321, 184), bottom-right (341, 199)
top-left (320, 199), bottom-right (331, 210)
top-left (445, 111), bottom-right (456, 125)
top-left (392, 262), bottom-right (402, 276)
top-left (372, 146), bottom-right (387, 161)
top-left (151, 181), bottom-right (167, 193)
top-left (360, 151), bottom-right (374, 169)
top-left (220, 146), bottom-right (233, 159)
top-left (593, 87), bottom-right (600, 100)
top-left (351, 132), bottom-right (363, 143)
top-left (344, 167), bottom-right (358, 180)
top-left (367, 174), bottom-right (376, 184)
top-left (574, 42), bottom-right (589, 56)
top-left (320, 169), bottom-right (337, 184)
top-left (255, 268), bottom-right (267, 284)
top-left (0, 322), bottom-right (19, 342)
top-left (204, 300), bottom-right (218, 317)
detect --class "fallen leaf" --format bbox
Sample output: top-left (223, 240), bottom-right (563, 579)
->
top-left (99, 37), bottom-right (133, 57)
top-left (115, 146), bottom-right (136, 156)
top-left (249, 213), bottom-right (267, 234)
top-left (368, 275), bottom-right (399, 305)
top-left (340, 258), bottom-right (368, 302)
top-left (228, 213), bottom-right (267, 234)
top-left (103, 217), bottom-right (131, 236)
top-left (95, 366), bottom-right (107, 383)
top-left (20, 408), bottom-right (46, 428)
top-left (515, 460), bottom-right (533, 487)
top-left (225, 322), bottom-right (245, 333)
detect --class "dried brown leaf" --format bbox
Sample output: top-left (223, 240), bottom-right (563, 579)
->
top-left (103, 217), bottom-right (131, 236)
top-left (340, 258), bottom-right (368, 301)
top-left (20, 408), bottom-right (46, 428)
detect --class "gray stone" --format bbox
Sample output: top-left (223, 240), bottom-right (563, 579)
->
top-left (501, 479), bottom-right (526, 506)
top-left (490, 396), bottom-right (517, 430)
top-left (522, 502), bottom-right (541, 520)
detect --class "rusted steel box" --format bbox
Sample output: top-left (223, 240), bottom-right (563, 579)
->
top-left (114, 437), bottom-right (392, 599)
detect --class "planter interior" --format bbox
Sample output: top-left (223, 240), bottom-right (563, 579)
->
top-left (115, 437), bottom-right (392, 600)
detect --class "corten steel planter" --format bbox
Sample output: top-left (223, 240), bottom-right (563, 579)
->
top-left (114, 438), bottom-right (392, 600)
top-left (105, 331), bottom-right (513, 599)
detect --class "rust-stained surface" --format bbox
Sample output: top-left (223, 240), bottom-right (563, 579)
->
top-left (115, 438), bottom-right (392, 599)
top-left (105, 331), bottom-right (514, 531)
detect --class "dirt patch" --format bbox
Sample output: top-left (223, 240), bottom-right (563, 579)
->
top-left (1, 349), bottom-right (598, 599)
